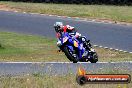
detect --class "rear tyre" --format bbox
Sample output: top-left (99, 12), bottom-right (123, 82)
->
top-left (89, 52), bottom-right (98, 63)
top-left (63, 46), bottom-right (79, 63)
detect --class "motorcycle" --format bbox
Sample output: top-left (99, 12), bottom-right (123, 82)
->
top-left (56, 32), bottom-right (98, 63)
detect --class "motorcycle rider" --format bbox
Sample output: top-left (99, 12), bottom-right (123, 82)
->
top-left (54, 22), bottom-right (89, 58)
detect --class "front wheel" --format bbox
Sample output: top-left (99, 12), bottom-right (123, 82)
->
top-left (89, 52), bottom-right (98, 63)
top-left (63, 46), bottom-right (79, 63)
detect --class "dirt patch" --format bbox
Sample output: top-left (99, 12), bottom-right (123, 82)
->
top-left (0, 4), bottom-right (18, 11)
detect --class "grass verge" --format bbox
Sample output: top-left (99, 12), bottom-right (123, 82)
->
top-left (0, 31), bottom-right (131, 62)
top-left (0, 1), bottom-right (132, 23)
top-left (0, 69), bottom-right (131, 88)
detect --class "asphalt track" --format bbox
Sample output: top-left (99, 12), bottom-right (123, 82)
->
top-left (0, 10), bottom-right (132, 76)
top-left (0, 62), bottom-right (132, 76)
top-left (0, 11), bottom-right (132, 52)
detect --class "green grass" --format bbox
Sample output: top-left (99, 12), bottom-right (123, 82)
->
top-left (0, 31), bottom-right (67, 62)
top-left (0, 1), bottom-right (132, 23)
top-left (0, 69), bottom-right (132, 88)
top-left (0, 31), bottom-right (131, 62)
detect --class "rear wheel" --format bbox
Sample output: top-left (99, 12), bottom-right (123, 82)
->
top-left (89, 52), bottom-right (98, 63)
top-left (63, 46), bottom-right (79, 63)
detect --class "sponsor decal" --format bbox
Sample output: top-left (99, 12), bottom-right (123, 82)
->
top-left (76, 66), bottom-right (131, 85)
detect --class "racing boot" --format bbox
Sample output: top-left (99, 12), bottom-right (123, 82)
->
top-left (82, 51), bottom-right (88, 59)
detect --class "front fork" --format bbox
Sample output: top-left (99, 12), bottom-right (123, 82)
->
top-left (78, 43), bottom-right (85, 59)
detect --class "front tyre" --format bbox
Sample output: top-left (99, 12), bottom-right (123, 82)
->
top-left (63, 46), bottom-right (79, 63)
top-left (89, 52), bottom-right (98, 63)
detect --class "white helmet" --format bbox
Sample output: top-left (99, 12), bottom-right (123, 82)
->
top-left (54, 22), bottom-right (63, 32)
top-left (54, 22), bottom-right (63, 28)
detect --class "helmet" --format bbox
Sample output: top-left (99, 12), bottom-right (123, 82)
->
top-left (54, 22), bottom-right (63, 32)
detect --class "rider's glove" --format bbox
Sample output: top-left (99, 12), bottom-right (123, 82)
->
top-left (57, 40), bottom-right (62, 47)
top-left (75, 32), bottom-right (81, 38)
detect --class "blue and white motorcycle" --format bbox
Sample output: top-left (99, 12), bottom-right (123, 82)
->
top-left (56, 32), bottom-right (98, 63)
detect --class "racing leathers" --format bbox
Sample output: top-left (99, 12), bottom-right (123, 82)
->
top-left (56, 25), bottom-right (89, 58)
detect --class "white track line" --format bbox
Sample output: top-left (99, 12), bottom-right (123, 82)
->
top-left (14, 11), bottom-right (18, 12)
top-left (1, 61), bottom-right (132, 64)
top-left (93, 45), bottom-right (132, 54)
top-left (104, 47), bottom-right (109, 49)
top-left (3, 10), bottom-right (132, 26)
